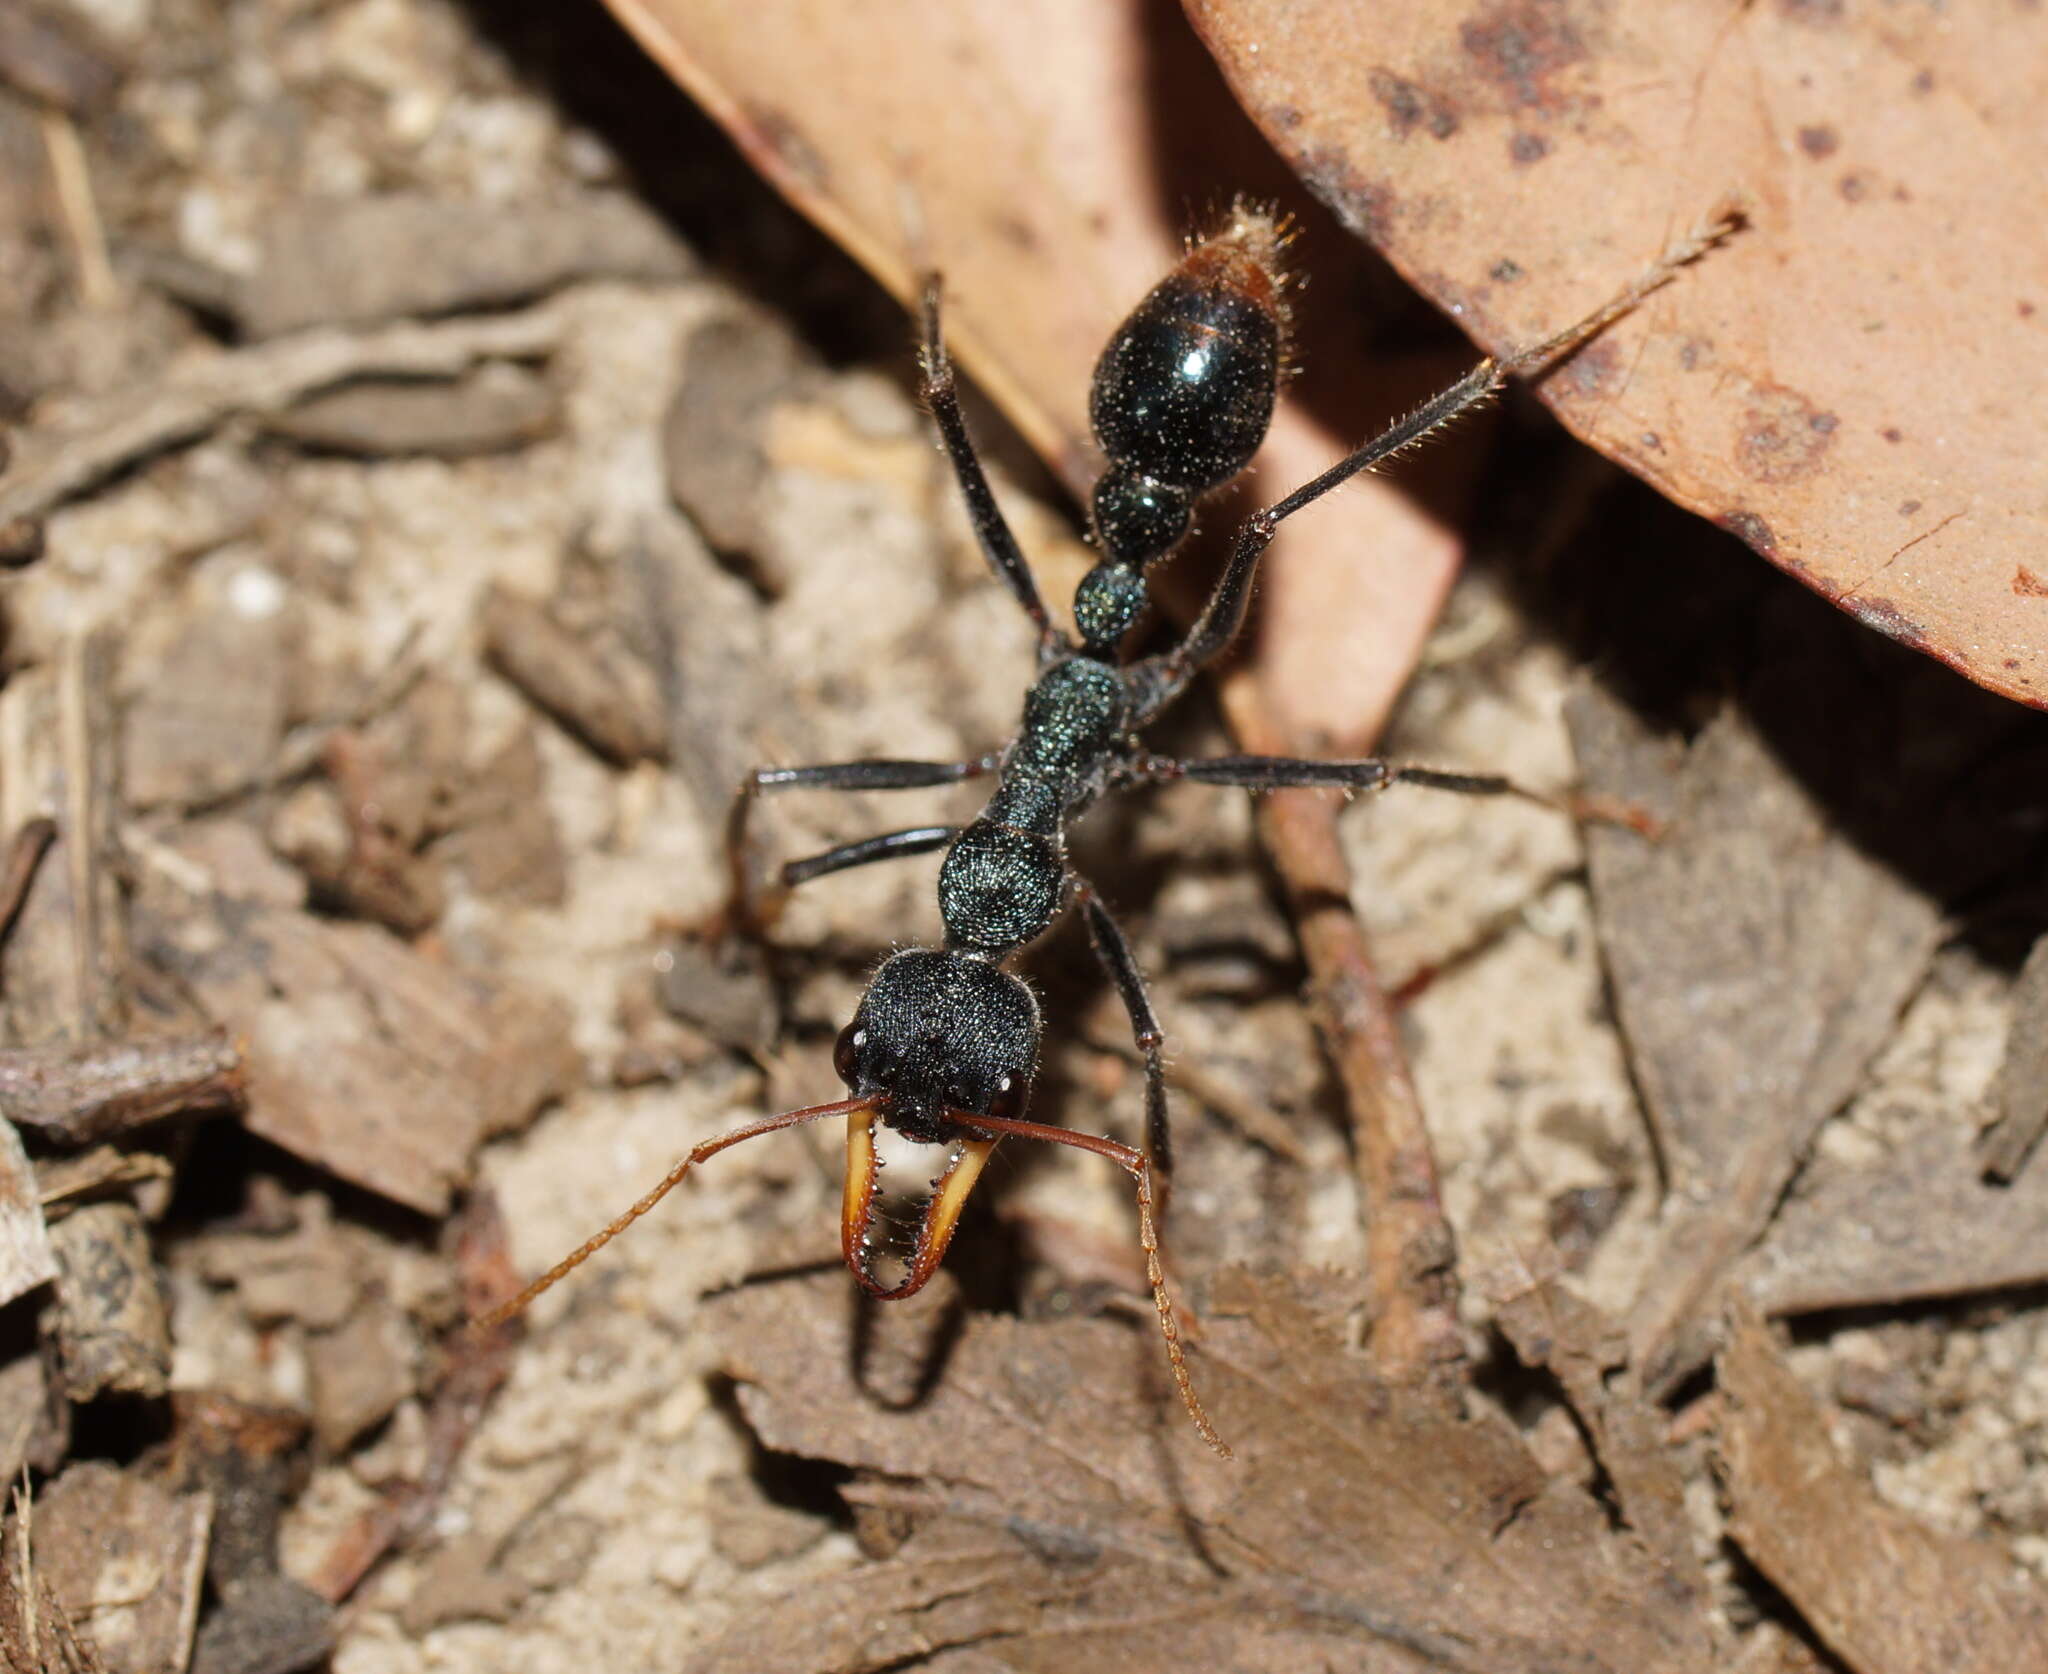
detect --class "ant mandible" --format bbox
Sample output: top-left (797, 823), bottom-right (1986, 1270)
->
top-left (483, 203), bottom-right (1731, 1457)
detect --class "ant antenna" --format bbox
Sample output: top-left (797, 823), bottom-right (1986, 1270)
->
top-left (473, 1095), bottom-right (877, 1332)
top-left (960, 1110), bottom-right (1231, 1459)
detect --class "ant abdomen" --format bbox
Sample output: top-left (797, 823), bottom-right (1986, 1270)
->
top-left (1087, 209), bottom-right (1289, 569)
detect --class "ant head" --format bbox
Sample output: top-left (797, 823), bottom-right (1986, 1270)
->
top-left (835, 949), bottom-right (1039, 1136)
top-left (831, 949), bottom-right (1040, 1299)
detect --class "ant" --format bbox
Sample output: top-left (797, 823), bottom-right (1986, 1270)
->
top-left (483, 203), bottom-right (1731, 1457)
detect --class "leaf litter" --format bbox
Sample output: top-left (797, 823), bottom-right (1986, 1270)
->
top-left (0, 1), bottom-right (2046, 1670)
top-left (1189, 0), bottom-right (2048, 709)
top-left (698, 1270), bottom-right (1714, 1674)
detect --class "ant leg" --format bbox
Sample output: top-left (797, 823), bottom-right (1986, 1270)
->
top-left (1142, 754), bottom-right (1664, 832)
top-left (1124, 362), bottom-right (1500, 725)
top-left (781, 825), bottom-right (958, 888)
top-left (726, 754), bottom-right (998, 932)
top-left (1145, 753), bottom-right (1549, 808)
top-left (918, 275), bottom-right (1062, 653)
top-left (1124, 213), bottom-right (1737, 726)
top-left (964, 1110), bottom-right (1229, 1458)
top-left (1072, 882), bottom-right (1173, 1218)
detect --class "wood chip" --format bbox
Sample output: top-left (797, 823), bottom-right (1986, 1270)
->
top-left (653, 931), bottom-right (777, 1054)
top-left (35, 1463), bottom-right (211, 1674)
top-left (664, 303), bottom-right (812, 592)
top-left (1737, 1120), bottom-right (2048, 1317)
top-left (0, 1031), bottom-right (245, 1148)
top-left (0, 1340), bottom-right (65, 1488)
top-left (122, 590), bottom-right (292, 810)
top-left (0, 1117), bottom-right (55, 1308)
top-left (1486, 1254), bottom-right (1714, 1644)
top-left (303, 1295), bottom-right (416, 1452)
top-left (194, 1197), bottom-right (362, 1332)
top-left (262, 362), bottom-right (561, 458)
top-left (1980, 933), bottom-right (2048, 1181)
top-left (1569, 682), bottom-right (1944, 1392)
top-left (479, 583), bottom-right (667, 767)
top-left (236, 192), bottom-right (692, 339)
top-left (1717, 1311), bottom-right (2048, 1674)
top-left (433, 725), bottom-right (566, 908)
top-left (37, 1146), bottom-right (177, 1216)
top-left (46, 1202), bottom-right (170, 1401)
top-left (266, 781), bottom-right (444, 938)
top-left (141, 878), bottom-right (574, 1214)
top-left (189, 1573), bottom-right (333, 1674)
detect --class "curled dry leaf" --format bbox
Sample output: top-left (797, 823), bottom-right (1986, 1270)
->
top-left (1717, 1311), bottom-right (2048, 1674)
top-left (1189, 0), bottom-right (2048, 708)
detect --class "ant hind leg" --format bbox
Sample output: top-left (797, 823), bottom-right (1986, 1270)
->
top-left (1073, 881), bottom-right (1174, 1222)
top-left (918, 275), bottom-right (1062, 654)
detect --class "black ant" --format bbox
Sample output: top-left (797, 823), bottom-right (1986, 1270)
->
top-left (482, 203), bottom-right (1732, 1457)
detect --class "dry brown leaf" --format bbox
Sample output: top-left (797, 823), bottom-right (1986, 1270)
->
top-left (1190, 0), bottom-right (2048, 709)
top-left (1567, 678), bottom-right (1944, 1391)
top-left (1486, 1252), bottom-right (1712, 1635)
top-left (699, 1271), bottom-right (1715, 1674)
top-left (1738, 1118), bottom-right (2048, 1319)
top-left (1717, 1311), bottom-right (2048, 1674)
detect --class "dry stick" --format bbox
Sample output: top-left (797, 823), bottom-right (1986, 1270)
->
top-left (1209, 215), bottom-right (1738, 1393)
top-left (1244, 754), bottom-right (1464, 1392)
top-left (38, 108), bottom-right (117, 311)
top-left (0, 301), bottom-right (572, 527)
top-left (0, 1031), bottom-right (245, 1147)
top-left (307, 1190), bottom-right (523, 1605)
top-left (0, 819), bottom-right (55, 948)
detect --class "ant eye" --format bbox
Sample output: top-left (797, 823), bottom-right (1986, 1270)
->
top-left (833, 1024), bottom-right (865, 1085)
top-left (987, 1074), bottom-right (1025, 1120)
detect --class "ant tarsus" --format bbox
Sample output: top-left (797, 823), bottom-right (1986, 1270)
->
top-left (486, 202), bottom-right (1734, 1460)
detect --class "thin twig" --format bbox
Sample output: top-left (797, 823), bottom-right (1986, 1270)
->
top-left (1082, 1018), bottom-right (1308, 1164)
top-left (38, 109), bottom-right (116, 310)
top-left (0, 819), bottom-right (55, 949)
top-left (1206, 664), bottom-right (1465, 1394)
top-left (0, 300), bottom-right (572, 527)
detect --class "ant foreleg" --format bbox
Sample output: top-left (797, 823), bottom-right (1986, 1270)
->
top-left (1073, 882), bottom-right (1173, 1218)
top-left (782, 825), bottom-right (959, 888)
top-left (919, 275), bottom-right (1064, 657)
top-left (747, 757), bottom-right (1002, 794)
top-left (726, 755), bottom-right (998, 932)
